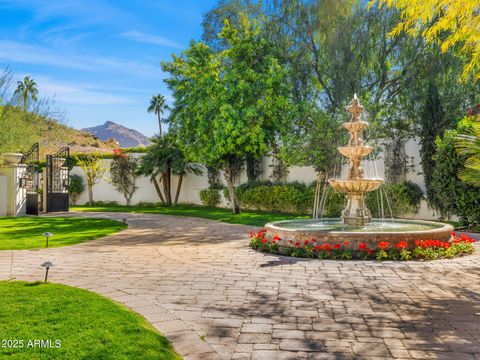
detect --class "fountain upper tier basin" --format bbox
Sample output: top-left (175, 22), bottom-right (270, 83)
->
top-left (329, 178), bottom-right (383, 193)
top-left (265, 218), bottom-right (453, 251)
top-left (343, 121), bottom-right (368, 132)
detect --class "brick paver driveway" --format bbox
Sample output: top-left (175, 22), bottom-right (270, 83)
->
top-left (1, 212), bottom-right (480, 360)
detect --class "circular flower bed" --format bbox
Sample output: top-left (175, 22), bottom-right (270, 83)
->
top-left (249, 230), bottom-right (476, 261)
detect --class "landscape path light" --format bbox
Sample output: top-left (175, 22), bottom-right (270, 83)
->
top-left (42, 232), bottom-right (53, 248)
top-left (40, 261), bottom-right (54, 282)
top-left (122, 218), bottom-right (127, 224)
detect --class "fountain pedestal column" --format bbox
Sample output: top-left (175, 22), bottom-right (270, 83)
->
top-left (328, 95), bottom-right (382, 226)
top-left (342, 192), bottom-right (371, 226)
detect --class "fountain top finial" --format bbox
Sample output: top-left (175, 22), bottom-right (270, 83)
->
top-left (346, 94), bottom-right (363, 122)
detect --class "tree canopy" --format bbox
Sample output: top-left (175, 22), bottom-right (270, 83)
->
top-left (162, 16), bottom-right (293, 213)
top-left (373, 0), bottom-right (480, 81)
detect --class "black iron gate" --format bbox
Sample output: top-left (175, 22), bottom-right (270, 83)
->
top-left (20, 143), bottom-right (40, 215)
top-left (46, 147), bottom-right (70, 212)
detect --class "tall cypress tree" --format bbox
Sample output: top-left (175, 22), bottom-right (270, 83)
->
top-left (420, 81), bottom-right (445, 206)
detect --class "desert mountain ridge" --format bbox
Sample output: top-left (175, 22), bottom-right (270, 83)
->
top-left (82, 121), bottom-right (151, 148)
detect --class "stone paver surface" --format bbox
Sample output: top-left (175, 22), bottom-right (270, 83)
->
top-left (1, 212), bottom-right (480, 359)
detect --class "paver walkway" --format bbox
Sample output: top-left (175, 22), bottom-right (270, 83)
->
top-left (1, 212), bottom-right (480, 360)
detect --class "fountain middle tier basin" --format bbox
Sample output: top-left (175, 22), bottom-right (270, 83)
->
top-left (329, 178), bottom-right (383, 193)
top-left (265, 218), bottom-right (453, 251)
top-left (338, 145), bottom-right (373, 158)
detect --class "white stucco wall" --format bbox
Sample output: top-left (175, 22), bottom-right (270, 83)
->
top-left (0, 175), bottom-right (7, 216)
top-left (71, 136), bottom-right (450, 221)
top-left (0, 164), bottom-right (27, 216)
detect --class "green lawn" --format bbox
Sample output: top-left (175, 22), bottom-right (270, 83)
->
top-left (0, 217), bottom-right (127, 250)
top-left (0, 281), bottom-right (181, 360)
top-left (72, 204), bottom-right (309, 226)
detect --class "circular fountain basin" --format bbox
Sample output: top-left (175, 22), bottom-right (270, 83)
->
top-left (265, 218), bottom-right (453, 251)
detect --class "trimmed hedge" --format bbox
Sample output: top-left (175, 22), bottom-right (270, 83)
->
top-left (199, 189), bottom-right (221, 207)
top-left (225, 180), bottom-right (423, 216)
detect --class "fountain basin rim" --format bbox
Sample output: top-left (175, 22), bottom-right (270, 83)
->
top-left (265, 218), bottom-right (453, 235)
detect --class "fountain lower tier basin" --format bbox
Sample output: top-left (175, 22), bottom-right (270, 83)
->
top-left (265, 218), bottom-right (453, 251)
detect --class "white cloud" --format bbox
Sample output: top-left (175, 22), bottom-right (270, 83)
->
top-left (0, 40), bottom-right (163, 77)
top-left (121, 30), bottom-right (183, 49)
top-left (31, 75), bottom-right (138, 105)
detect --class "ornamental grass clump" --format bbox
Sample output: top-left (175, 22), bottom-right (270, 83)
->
top-left (249, 230), bottom-right (476, 261)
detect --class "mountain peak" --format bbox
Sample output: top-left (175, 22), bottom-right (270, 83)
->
top-left (82, 121), bottom-right (151, 148)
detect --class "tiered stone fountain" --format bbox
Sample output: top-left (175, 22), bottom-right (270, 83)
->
top-left (329, 94), bottom-right (382, 226)
top-left (265, 95), bottom-right (453, 250)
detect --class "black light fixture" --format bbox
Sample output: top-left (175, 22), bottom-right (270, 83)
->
top-left (42, 232), bottom-right (53, 248)
top-left (40, 261), bottom-right (54, 282)
top-left (19, 176), bottom-right (29, 188)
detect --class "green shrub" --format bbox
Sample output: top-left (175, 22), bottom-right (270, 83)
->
top-left (224, 180), bottom-right (423, 216)
top-left (366, 181), bottom-right (424, 217)
top-left (84, 200), bottom-right (119, 207)
top-left (199, 189), bottom-right (221, 207)
top-left (136, 201), bottom-right (158, 208)
top-left (232, 182), bottom-right (314, 214)
top-left (69, 174), bottom-right (85, 205)
top-left (431, 130), bottom-right (480, 230)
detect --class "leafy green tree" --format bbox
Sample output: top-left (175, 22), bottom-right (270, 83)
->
top-left (455, 115), bottom-right (480, 187)
top-left (75, 153), bottom-right (108, 207)
top-left (14, 76), bottom-right (38, 111)
top-left (110, 149), bottom-right (138, 205)
top-left (147, 94), bottom-right (168, 137)
top-left (162, 17), bottom-right (293, 214)
top-left (431, 129), bottom-right (480, 229)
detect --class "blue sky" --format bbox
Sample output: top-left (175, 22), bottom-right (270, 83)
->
top-left (0, 0), bottom-right (218, 136)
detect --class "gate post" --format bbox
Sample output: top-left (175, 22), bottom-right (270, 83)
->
top-left (0, 153), bottom-right (27, 216)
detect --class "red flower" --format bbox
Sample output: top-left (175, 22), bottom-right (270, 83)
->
top-left (358, 242), bottom-right (368, 251)
top-left (288, 240), bottom-right (293, 244)
top-left (295, 241), bottom-right (300, 248)
top-left (378, 241), bottom-right (390, 250)
top-left (249, 231), bottom-right (255, 238)
top-left (333, 243), bottom-right (341, 250)
top-left (324, 244), bottom-right (332, 251)
top-left (273, 235), bottom-right (281, 242)
top-left (367, 249), bottom-right (372, 255)
top-left (311, 239), bottom-right (316, 243)
top-left (261, 238), bottom-right (267, 244)
top-left (343, 241), bottom-right (349, 246)
top-left (304, 240), bottom-right (310, 246)
top-left (395, 241), bottom-right (408, 249)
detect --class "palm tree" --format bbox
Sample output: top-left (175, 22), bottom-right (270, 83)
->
top-left (14, 76), bottom-right (38, 111)
top-left (137, 135), bottom-right (202, 206)
top-left (171, 151), bottom-right (202, 204)
top-left (147, 94), bottom-right (167, 137)
top-left (456, 120), bottom-right (480, 187)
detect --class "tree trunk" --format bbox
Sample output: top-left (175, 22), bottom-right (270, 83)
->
top-left (151, 176), bottom-right (165, 204)
top-left (162, 168), bottom-right (172, 206)
top-left (174, 174), bottom-right (183, 205)
top-left (157, 112), bottom-right (162, 137)
top-left (224, 159), bottom-right (240, 214)
top-left (313, 173), bottom-right (322, 219)
top-left (87, 182), bottom-right (93, 207)
top-left (317, 172), bottom-right (330, 218)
